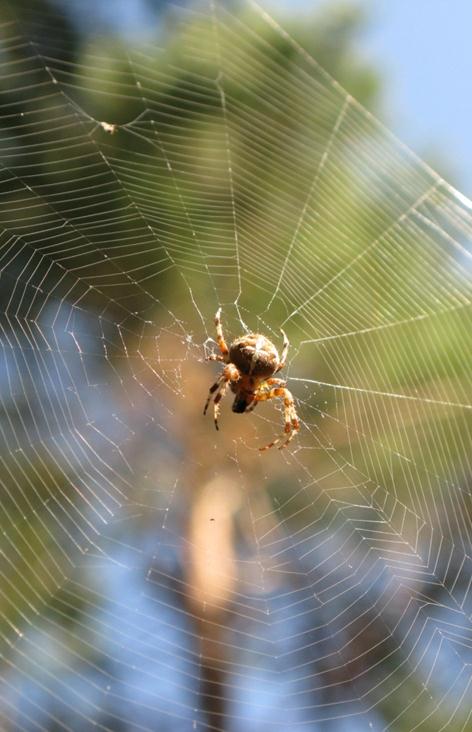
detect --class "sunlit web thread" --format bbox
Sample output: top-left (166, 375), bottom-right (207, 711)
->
top-left (0, 0), bottom-right (472, 730)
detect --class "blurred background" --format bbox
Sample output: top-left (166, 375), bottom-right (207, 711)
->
top-left (0, 1), bottom-right (472, 731)
top-left (271, 0), bottom-right (472, 198)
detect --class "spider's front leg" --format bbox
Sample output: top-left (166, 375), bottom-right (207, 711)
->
top-left (255, 380), bottom-right (299, 451)
top-left (215, 307), bottom-right (229, 358)
top-left (275, 329), bottom-right (289, 373)
top-left (205, 308), bottom-right (229, 363)
top-left (203, 363), bottom-right (240, 430)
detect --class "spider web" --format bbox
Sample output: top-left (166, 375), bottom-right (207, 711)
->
top-left (1, 1), bottom-right (472, 730)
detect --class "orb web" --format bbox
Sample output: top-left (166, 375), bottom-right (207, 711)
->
top-left (1, 1), bottom-right (472, 730)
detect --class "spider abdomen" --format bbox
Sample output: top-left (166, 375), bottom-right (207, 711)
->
top-left (229, 334), bottom-right (279, 378)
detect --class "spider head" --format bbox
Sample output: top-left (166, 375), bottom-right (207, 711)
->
top-left (232, 395), bottom-right (251, 413)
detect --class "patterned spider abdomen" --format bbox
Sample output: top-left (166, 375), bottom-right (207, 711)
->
top-left (229, 334), bottom-right (279, 379)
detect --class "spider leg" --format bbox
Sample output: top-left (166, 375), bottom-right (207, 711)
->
top-left (255, 385), bottom-right (299, 451)
top-left (206, 354), bottom-right (226, 362)
top-left (215, 307), bottom-right (229, 357)
top-left (246, 378), bottom-right (284, 414)
top-left (246, 377), bottom-right (284, 413)
top-left (203, 372), bottom-right (227, 419)
top-left (245, 400), bottom-right (258, 413)
top-left (213, 379), bottom-right (230, 430)
top-left (203, 363), bottom-right (240, 430)
top-left (275, 329), bottom-right (289, 373)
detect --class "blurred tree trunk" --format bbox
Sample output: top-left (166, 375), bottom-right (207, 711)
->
top-left (185, 475), bottom-right (239, 731)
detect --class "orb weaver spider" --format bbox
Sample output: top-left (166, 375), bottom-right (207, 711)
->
top-left (203, 309), bottom-right (299, 450)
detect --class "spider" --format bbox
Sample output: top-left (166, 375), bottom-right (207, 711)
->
top-left (203, 308), bottom-right (299, 451)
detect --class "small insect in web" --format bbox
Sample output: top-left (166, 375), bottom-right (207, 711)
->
top-left (99, 121), bottom-right (118, 134)
top-left (203, 308), bottom-right (300, 451)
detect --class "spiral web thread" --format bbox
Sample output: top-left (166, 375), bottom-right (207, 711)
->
top-left (1, 1), bottom-right (472, 730)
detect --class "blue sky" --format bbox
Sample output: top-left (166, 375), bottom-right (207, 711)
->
top-left (268, 0), bottom-right (472, 198)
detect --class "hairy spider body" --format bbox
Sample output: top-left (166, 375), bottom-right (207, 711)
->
top-left (229, 335), bottom-right (279, 377)
top-left (228, 335), bottom-right (278, 413)
top-left (203, 309), bottom-right (299, 450)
